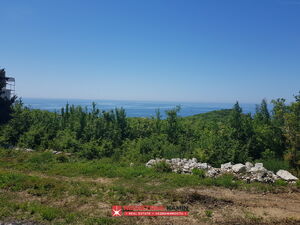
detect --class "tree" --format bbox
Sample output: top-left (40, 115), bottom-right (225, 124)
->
top-left (229, 101), bottom-right (243, 139)
top-left (165, 106), bottom-right (181, 144)
top-left (271, 98), bottom-right (286, 127)
top-left (283, 92), bottom-right (300, 172)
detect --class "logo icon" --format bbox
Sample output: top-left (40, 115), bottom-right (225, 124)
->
top-left (112, 205), bottom-right (122, 217)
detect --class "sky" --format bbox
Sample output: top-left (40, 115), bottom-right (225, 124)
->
top-left (0, 0), bottom-right (300, 103)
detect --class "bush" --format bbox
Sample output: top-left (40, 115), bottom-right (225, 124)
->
top-left (153, 161), bottom-right (172, 173)
top-left (213, 174), bottom-right (238, 189)
top-left (40, 207), bottom-right (61, 221)
top-left (26, 152), bottom-right (55, 164)
top-left (258, 159), bottom-right (289, 173)
top-left (261, 149), bottom-right (275, 160)
top-left (56, 154), bottom-right (69, 163)
top-left (274, 179), bottom-right (288, 187)
top-left (192, 168), bottom-right (206, 178)
top-left (205, 209), bottom-right (213, 217)
top-left (25, 152), bottom-right (55, 170)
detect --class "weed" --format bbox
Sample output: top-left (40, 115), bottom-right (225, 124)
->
top-left (205, 210), bottom-right (213, 217)
top-left (192, 168), bottom-right (206, 178)
top-left (153, 161), bottom-right (172, 173)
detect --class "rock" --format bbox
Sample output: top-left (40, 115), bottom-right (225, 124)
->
top-left (255, 163), bottom-right (264, 168)
top-left (197, 163), bottom-right (210, 170)
top-left (144, 158), bottom-right (296, 183)
top-left (146, 159), bottom-right (156, 168)
top-left (245, 162), bottom-right (253, 171)
top-left (191, 158), bottom-right (198, 163)
top-left (232, 163), bottom-right (246, 173)
top-left (206, 168), bottom-right (220, 178)
top-left (221, 162), bottom-right (232, 169)
top-left (250, 163), bottom-right (267, 173)
top-left (276, 170), bottom-right (298, 181)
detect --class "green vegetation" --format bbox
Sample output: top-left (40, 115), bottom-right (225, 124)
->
top-left (0, 92), bottom-right (299, 176)
top-left (0, 149), bottom-right (298, 224)
top-left (205, 210), bottom-right (213, 218)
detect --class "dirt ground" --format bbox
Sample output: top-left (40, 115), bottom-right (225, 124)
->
top-left (1, 186), bottom-right (300, 225)
top-left (116, 187), bottom-right (300, 225)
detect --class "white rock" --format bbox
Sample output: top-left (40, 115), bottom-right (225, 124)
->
top-left (245, 162), bottom-right (253, 168)
top-left (221, 162), bottom-right (232, 170)
top-left (146, 159), bottom-right (156, 167)
top-left (198, 163), bottom-right (210, 170)
top-left (206, 168), bottom-right (220, 177)
top-left (276, 170), bottom-right (298, 181)
top-left (232, 163), bottom-right (246, 173)
top-left (255, 163), bottom-right (264, 168)
top-left (250, 163), bottom-right (267, 173)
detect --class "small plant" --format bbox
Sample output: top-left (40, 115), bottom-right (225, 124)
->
top-left (56, 154), bottom-right (69, 163)
top-left (153, 161), bottom-right (172, 173)
top-left (192, 168), bottom-right (206, 178)
top-left (213, 174), bottom-right (238, 188)
top-left (205, 210), bottom-right (213, 217)
top-left (274, 179), bottom-right (288, 187)
top-left (296, 180), bottom-right (300, 188)
top-left (41, 207), bottom-right (60, 221)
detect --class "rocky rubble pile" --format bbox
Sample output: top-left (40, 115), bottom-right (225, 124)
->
top-left (146, 158), bottom-right (299, 183)
top-left (13, 147), bottom-right (71, 156)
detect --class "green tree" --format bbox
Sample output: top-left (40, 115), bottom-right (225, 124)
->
top-left (165, 106), bottom-right (181, 144)
top-left (283, 92), bottom-right (300, 172)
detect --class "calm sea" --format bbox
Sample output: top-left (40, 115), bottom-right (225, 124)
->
top-left (22, 98), bottom-right (258, 118)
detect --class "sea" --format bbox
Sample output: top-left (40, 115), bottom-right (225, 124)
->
top-left (22, 98), bottom-right (258, 118)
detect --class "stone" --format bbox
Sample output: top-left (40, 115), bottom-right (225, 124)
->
top-left (276, 170), bottom-right (298, 181)
top-left (144, 158), bottom-right (296, 183)
top-left (232, 163), bottom-right (246, 173)
top-left (206, 168), bottom-right (220, 177)
top-left (245, 162), bottom-right (253, 171)
top-left (250, 163), bottom-right (267, 173)
top-left (221, 162), bottom-right (232, 171)
top-left (191, 158), bottom-right (197, 163)
top-left (146, 159), bottom-right (156, 167)
top-left (197, 163), bottom-right (210, 170)
top-left (255, 163), bottom-right (264, 168)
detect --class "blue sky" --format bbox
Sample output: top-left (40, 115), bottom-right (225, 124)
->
top-left (1, 0), bottom-right (300, 103)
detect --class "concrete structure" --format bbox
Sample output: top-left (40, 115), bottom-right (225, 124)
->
top-left (0, 70), bottom-right (15, 99)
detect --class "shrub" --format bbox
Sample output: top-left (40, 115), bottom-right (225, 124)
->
top-left (258, 159), bottom-right (289, 173)
top-left (153, 161), bottom-right (172, 173)
top-left (40, 207), bottom-right (61, 221)
top-left (296, 180), bottom-right (300, 189)
top-left (192, 168), bottom-right (206, 178)
top-left (213, 174), bottom-right (238, 189)
top-left (205, 210), bottom-right (213, 217)
top-left (26, 152), bottom-right (55, 164)
top-left (25, 152), bottom-right (55, 170)
top-left (55, 154), bottom-right (69, 163)
top-left (274, 179), bottom-right (288, 187)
